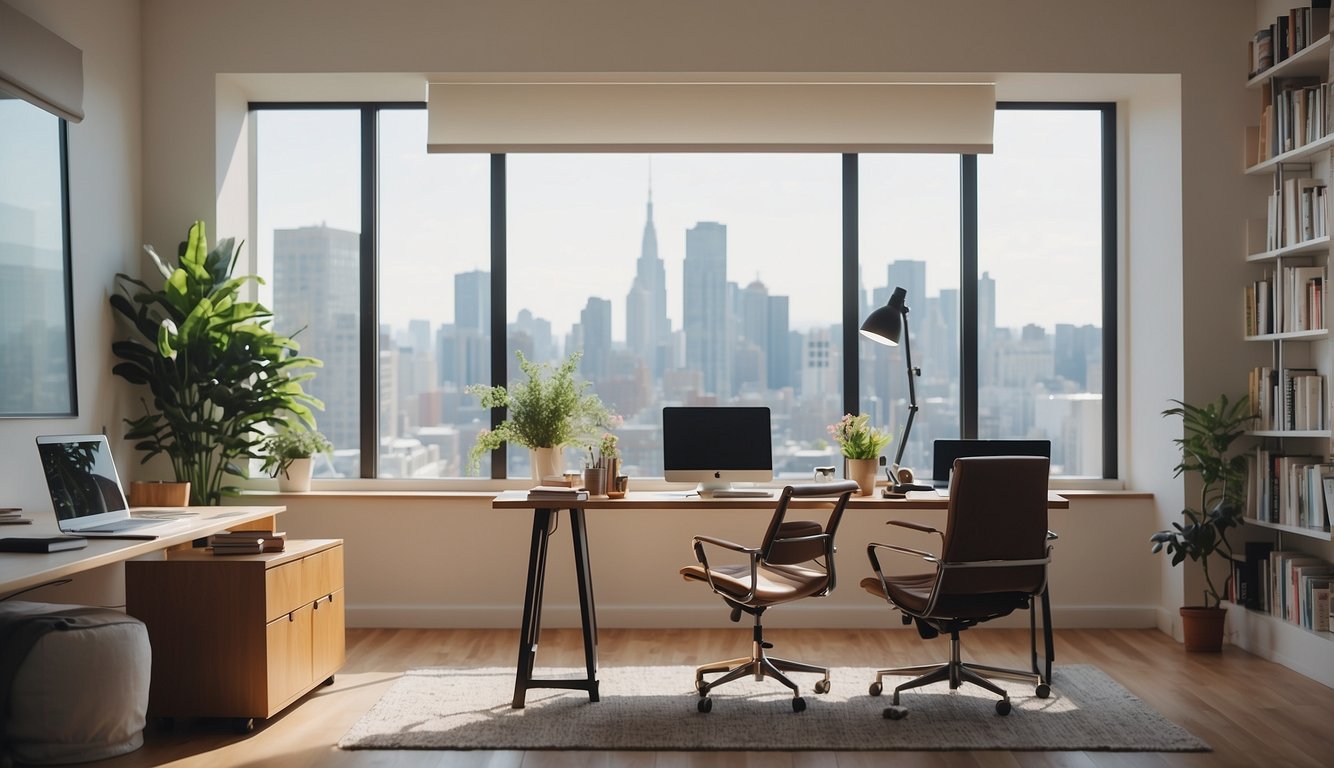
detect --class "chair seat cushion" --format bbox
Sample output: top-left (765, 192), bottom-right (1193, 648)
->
top-left (860, 574), bottom-right (1029, 620)
top-left (681, 562), bottom-right (829, 606)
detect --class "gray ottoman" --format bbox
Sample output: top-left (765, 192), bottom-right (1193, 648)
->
top-left (0, 601), bottom-right (150, 765)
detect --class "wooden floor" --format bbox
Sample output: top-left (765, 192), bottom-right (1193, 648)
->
top-left (103, 627), bottom-right (1333, 768)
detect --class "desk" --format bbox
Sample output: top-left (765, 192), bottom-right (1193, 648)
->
top-left (0, 505), bottom-right (283, 596)
top-left (492, 490), bottom-right (1067, 708)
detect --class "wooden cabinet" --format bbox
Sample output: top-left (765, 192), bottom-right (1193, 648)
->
top-left (126, 539), bottom-right (345, 726)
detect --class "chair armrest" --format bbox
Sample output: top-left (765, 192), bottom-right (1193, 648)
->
top-left (692, 536), bottom-right (760, 603)
top-left (692, 535), bottom-right (757, 555)
top-left (886, 520), bottom-right (942, 536)
top-left (864, 540), bottom-right (940, 604)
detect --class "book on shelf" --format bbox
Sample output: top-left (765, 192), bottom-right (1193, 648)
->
top-left (0, 535), bottom-right (88, 553)
top-left (0, 507), bottom-right (32, 525)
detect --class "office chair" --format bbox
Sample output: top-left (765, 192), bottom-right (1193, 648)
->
top-left (862, 456), bottom-right (1053, 719)
top-left (680, 480), bottom-right (860, 713)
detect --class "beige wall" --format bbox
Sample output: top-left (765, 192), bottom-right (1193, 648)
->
top-left (0, 1), bottom-right (1276, 638)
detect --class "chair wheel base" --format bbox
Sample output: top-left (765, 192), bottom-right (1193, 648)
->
top-left (995, 698), bottom-right (1012, 716)
top-left (883, 705), bottom-right (908, 720)
top-left (697, 696), bottom-right (712, 713)
top-left (868, 681), bottom-right (883, 696)
top-left (813, 679), bottom-right (831, 694)
top-left (792, 696), bottom-right (806, 713)
top-left (1036, 683), bottom-right (1051, 699)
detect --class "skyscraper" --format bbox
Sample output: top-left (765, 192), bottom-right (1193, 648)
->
top-left (453, 269), bottom-right (490, 389)
top-left (683, 221), bottom-right (729, 398)
top-left (625, 183), bottom-right (670, 376)
top-left (579, 296), bottom-right (613, 379)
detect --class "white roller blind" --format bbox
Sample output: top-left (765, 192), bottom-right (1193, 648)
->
top-left (427, 80), bottom-right (993, 154)
top-left (0, 1), bottom-right (83, 123)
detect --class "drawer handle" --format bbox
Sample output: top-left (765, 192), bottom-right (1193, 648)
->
top-left (288, 611), bottom-right (295, 622)
top-left (313, 593), bottom-right (335, 610)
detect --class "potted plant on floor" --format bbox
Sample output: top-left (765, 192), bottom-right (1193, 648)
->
top-left (261, 427), bottom-right (333, 492)
top-left (828, 413), bottom-right (892, 496)
top-left (467, 350), bottom-right (616, 480)
top-left (1151, 394), bottom-right (1253, 651)
top-left (110, 221), bottom-right (323, 505)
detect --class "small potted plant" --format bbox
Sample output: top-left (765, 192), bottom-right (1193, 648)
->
top-left (261, 428), bottom-right (333, 492)
top-left (1151, 394), bottom-right (1253, 651)
top-left (467, 350), bottom-right (616, 481)
top-left (828, 413), bottom-right (892, 496)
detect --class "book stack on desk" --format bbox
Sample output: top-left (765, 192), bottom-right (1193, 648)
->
top-left (527, 485), bottom-right (589, 501)
top-left (208, 529), bottom-right (286, 555)
top-left (0, 508), bottom-right (32, 525)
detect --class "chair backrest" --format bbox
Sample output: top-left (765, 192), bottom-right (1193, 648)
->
top-left (938, 456), bottom-right (1050, 595)
top-left (760, 481), bottom-right (859, 568)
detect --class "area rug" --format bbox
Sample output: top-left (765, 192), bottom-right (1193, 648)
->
top-left (338, 664), bottom-right (1209, 752)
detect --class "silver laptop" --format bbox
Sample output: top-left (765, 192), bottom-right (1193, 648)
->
top-left (36, 434), bottom-right (189, 537)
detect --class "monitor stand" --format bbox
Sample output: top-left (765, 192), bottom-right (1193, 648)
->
top-left (697, 482), bottom-right (772, 498)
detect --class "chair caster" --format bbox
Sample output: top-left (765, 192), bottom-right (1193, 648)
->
top-left (697, 696), bottom-right (712, 713)
top-left (813, 679), bottom-right (831, 694)
top-left (883, 705), bottom-right (908, 720)
top-left (792, 696), bottom-right (806, 713)
top-left (1035, 682), bottom-right (1050, 699)
top-left (995, 698), bottom-right (1012, 716)
top-left (868, 681), bottom-right (883, 696)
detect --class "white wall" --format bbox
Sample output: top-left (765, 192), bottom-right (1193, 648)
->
top-left (0, 1), bottom-right (1262, 636)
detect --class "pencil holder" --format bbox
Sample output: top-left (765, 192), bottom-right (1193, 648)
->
top-left (583, 466), bottom-right (607, 496)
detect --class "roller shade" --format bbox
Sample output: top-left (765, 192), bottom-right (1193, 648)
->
top-left (0, 1), bottom-right (83, 123)
top-left (427, 80), bottom-right (993, 153)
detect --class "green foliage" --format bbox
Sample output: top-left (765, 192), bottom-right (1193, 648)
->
top-left (467, 351), bottom-right (615, 474)
top-left (260, 428), bottom-right (333, 479)
top-left (827, 413), bottom-right (893, 460)
top-left (1151, 394), bottom-right (1254, 608)
top-left (110, 221), bottom-right (323, 504)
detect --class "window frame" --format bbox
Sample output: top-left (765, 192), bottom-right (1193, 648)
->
top-left (250, 100), bottom-right (1117, 481)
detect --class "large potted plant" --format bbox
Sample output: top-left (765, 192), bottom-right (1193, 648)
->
top-left (467, 350), bottom-right (616, 480)
top-left (1151, 394), bottom-right (1253, 651)
top-left (110, 221), bottom-right (323, 505)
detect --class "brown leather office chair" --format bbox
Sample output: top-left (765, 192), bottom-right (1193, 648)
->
top-left (680, 480), bottom-right (859, 713)
top-left (861, 456), bottom-right (1053, 719)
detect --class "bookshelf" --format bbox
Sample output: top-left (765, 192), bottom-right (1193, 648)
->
top-left (1237, 1), bottom-right (1334, 687)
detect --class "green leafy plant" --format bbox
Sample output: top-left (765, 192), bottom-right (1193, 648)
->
top-left (260, 428), bottom-right (333, 480)
top-left (467, 350), bottom-right (615, 474)
top-left (110, 220), bottom-right (323, 505)
top-left (827, 413), bottom-right (893, 460)
top-left (1151, 394), bottom-right (1254, 608)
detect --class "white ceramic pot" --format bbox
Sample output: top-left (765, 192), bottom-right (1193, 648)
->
top-left (530, 446), bottom-right (563, 483)
top-left (278, 457), bottom-right (313, 492)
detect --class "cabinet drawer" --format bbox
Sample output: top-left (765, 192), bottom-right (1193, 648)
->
top-left (304, 546), bottom-right (344, 599)
top-left (266, 602), bottom-right (314, 711)
top-left (265, 559), bottom-right (306, 622)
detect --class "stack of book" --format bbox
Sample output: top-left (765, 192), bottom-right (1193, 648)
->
top-left (0, 507), bottom-right (32, 525)
top-left (208, 529), bottom-right (287, 555)
top-left (526, 485), bottom-right (589, 502)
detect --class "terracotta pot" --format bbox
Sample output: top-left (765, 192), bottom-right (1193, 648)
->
top-left (846, 458), bottom-right (879, 496)
top-left (1180, 606), bottom-right (1226, 652)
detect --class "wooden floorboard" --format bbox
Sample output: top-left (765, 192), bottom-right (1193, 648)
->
top-left (96, 627), bottom-right (1333, 767)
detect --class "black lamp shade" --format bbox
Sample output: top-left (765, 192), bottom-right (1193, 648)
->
top-left (859, 287), bottom-right (906, 346)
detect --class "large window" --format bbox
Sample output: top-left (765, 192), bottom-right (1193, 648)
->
top-left (250, 102), bottom-right (1114, 481)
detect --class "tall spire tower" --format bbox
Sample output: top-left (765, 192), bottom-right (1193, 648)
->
top-left (625, 168), bottom-right (671, 375)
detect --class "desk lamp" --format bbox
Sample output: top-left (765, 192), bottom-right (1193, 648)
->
top-left (860, 286), bottom-right (933, 495)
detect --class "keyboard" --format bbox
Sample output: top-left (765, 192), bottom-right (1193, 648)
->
top-left (709, 489), bottom-right (774, 498)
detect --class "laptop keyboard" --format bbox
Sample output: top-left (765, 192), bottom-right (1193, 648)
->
top-left (78, 517), bottom-right (163, 532)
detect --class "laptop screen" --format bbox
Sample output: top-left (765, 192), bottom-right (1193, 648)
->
top-left (36, 434), bottom-right (129, 526)
top-left (931, 439), bottom-right (1052, 487)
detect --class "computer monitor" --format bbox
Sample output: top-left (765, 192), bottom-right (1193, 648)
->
top-left (662, 406), bottom-right (773, 494)
top-left (931, 439), bottom-right (1052, 488)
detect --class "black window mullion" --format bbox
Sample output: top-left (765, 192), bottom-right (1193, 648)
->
top-left (1100, 105), bottom-right (1118, 479)
top-left (842, 154), bottom-right (860, 416)
top-left (960, 154), bottom-right (979, 438)
top-left (489, 154), bottom-right (508, 479)
top-left (359, 107), bottom-right (379, 478)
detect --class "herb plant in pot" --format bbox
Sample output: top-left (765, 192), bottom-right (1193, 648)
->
top-left (467, 350), bottom-right (616, 481)
top-left (110, 221), bottom-right (323, 505)
top-left (262, 428), bottom-right (333, 492)
top-left (1152, 394), bottom-right (1253, 651)
top-left (828, 413), bottom-right (892, 496)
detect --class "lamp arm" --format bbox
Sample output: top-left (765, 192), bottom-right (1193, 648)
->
top-left (891, 308), bottom-right (919, 472)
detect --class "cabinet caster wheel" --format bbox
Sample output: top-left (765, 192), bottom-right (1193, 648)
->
top-left (792, 696), bottom-right (806, 713)
top-left (323, 674), bottom-right (336, 687)
top-left (868, 681), bottom-right (883, 697)
top-left (995, 698), bottom-right (1012, 716)
top-left (233, 717), bottom-right (256, 734)
top-left (884, 705), bottom-right (908, 720)
top-left (1036, 683), bottom-right (1050, 699)
top-left (813, 679), bottom-right (831, 694)
top-left (697, 696), bottom-right (712, 713)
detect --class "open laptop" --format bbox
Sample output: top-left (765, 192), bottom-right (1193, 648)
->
top-left (36, 434), bottom-right (191, 537)
top-left (930, 439), bottom-right (1053, 494)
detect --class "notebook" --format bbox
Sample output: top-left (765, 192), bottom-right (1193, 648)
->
top-left (35, 434), bottom-right (189, 537)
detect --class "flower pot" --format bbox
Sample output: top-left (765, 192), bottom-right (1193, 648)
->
top-left (530, 447), bottom-right (563, 483)
top-left (846, 458), bottom-right (879, 496)
top-left (1180, 606), bottom-right (1226, 652)
top-left (278, 457), bottom-right (313, 493)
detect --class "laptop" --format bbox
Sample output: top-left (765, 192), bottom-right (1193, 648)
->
top-left (36, 434), bottom-right (191, 537)
top-left (930, 439), bottom-right (1053, 494)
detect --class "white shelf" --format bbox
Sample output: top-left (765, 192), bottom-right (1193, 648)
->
top-left (1245, 517), bottom-right (1333, 540)
top-left (1246, 429), bottom-right (1331, 437)
top-left (1247, 234), bottom-right (1331, 262)
top-left (1223, 602), bottom-right (1334, 688)
top-left (1246, 132), bottom-right (1334, 175)
top-left (1247, 34), bottom-right (1333, 88)
top-left (1243, 329), bottom-right (1329, 342)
